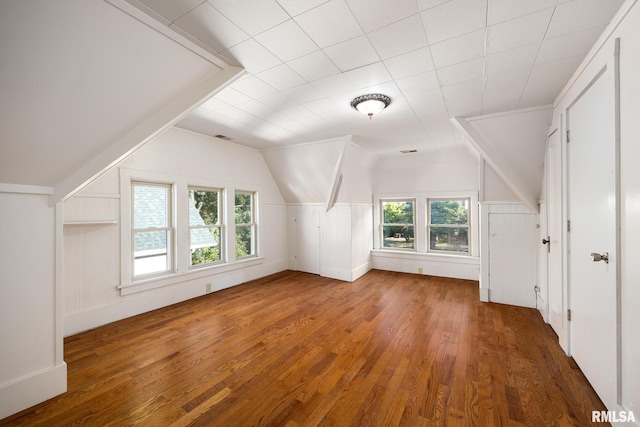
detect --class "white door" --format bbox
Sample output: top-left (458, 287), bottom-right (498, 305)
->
top-left (488, 212), bottom-right (538, 308)
top-left (295, 206), bottom-right (320, 275)
top-left (547, 129), bottom-right (565, 337)
top-left (567, 67), bottom-right (617, 407)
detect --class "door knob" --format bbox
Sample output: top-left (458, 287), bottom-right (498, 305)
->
top-left (591, 252), bottom-right (609, 263)
top-left (542, 238), bottom-right (550, 245)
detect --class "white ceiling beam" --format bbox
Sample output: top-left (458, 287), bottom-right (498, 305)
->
top-left (451, 117), bottom-right (539, 212)
top-left (50, 66), bottom-right (245, 205)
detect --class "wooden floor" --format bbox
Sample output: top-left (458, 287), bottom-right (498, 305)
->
top-left (1, 270), bottom-right (607, 426)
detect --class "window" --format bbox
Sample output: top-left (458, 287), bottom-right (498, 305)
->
top-left (235, 191), bottom-right (256, 258)
top-left (189, 188), bottom-right (222, 267)
top-left (132, 182), bottom-right (173, 277)
top-left (380, 199), bottom-right (415, 250)
top-left (428, 198), bottom-right (470, 254)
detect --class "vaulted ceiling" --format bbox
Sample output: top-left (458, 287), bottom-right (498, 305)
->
top-left (126, 0), bottom-right (624, 154)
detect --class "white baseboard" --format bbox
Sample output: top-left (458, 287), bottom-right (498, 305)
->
top-left (0, 363), bottom-right (67, 420)
top-left (479, 287), bottom-right (490, 302)
top-left (352, 261), bottom-right (372, 281)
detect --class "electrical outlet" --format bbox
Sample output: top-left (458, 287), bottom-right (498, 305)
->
top-left (418, 267), bottom-right (423, 274)
top-left (205, 282), bottom-right (212, 293)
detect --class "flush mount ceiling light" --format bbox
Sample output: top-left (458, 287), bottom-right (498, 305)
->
top-left (350, 93), bottom-right (391, 119)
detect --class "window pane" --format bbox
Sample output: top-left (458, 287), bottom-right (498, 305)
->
top-left (382, 225), bottom-right (415, 249)
top-left (189, 189), bottom-right (219, 226)
top-left (429, 199), bottom-right (468, 225)
top-left (236, 225), bottom-right (254, 257)
top-left (134, 230), bottom-right (169, 275)
top-left (190, 227), bottom-right (221, 265)
top-left (235, 192), bottom-right (252, 224)
top-left (133, 184), bottom-right (168, 228)
top-left (382, 201), bottom-right (414, 224)
top-left (429, 226), bottom-right (469, 252)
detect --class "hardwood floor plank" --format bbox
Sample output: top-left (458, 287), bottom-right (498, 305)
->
top-left (0, 270), bottom-right (609, 426)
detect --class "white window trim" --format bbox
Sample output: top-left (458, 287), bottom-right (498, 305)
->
top-left (373, 191), bottom-right (479, 258)
top-left (235, 190), bottom-right (258, 260)
top-left (119, 168), bottom-right (264, 295)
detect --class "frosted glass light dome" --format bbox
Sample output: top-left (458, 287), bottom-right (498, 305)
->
top-left (351, 94), bottom-right (391, 119)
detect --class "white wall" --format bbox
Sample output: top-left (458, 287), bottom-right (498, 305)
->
top-left (62, 128), bottom-right (288, 336)
top-left (546, 0), bottom-right (640, 419)
top-left (0, 189), bottom-right (66, 419)
top-left (371, 148), bottom-right (481, 280)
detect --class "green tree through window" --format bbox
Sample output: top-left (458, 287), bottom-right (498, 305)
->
top-left (381, 200), bottom-right (415, 249)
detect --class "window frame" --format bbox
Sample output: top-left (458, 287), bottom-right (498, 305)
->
top-left (426, 197), bottom-right (471, 255)
top-left (188, 186), bottom-right (224, 269)
top-left (234, 190), bottom-right (257, 259)
top-left (131, 181), bottom-right (175, 280)
top-left (373, 191), bottom-right (478, 258)
top-left (379, 198), bottom-right (417, 251)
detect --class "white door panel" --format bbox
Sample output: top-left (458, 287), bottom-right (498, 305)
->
top-left (547, 129), bottom-right (564, 337)
top-left (488, 212), bottom-right (538, 308)
top-left (567, 67), bottom-right (617, 408)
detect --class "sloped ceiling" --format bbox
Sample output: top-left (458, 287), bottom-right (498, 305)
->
top-left (123, 0), bottom-right (624, 156)
top-left (0, 0), bottom-right (239, 196)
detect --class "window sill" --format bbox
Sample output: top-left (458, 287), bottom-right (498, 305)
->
top-left (371, 249), bottom-right (479, 264)
top-left (119, 256), bottom-right (265, 296)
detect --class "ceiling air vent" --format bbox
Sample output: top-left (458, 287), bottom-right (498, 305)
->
top-left (400, 149), bottom-right (417, 153)
top-left (214, 134), bottom-right (233, 141)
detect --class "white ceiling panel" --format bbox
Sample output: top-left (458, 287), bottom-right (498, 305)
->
top-left (436, 57), bottom-right (484, 86)
top-left (445, 94), bottom-right (482, 117)
top-left (172, 3), bottom-right (248, 53)
top-left (535, 25), bottom-right (605, 64)
top-left (231, 75), bottom-right (278, 98)
top-left (421, 0), bottom-right (487, 44)
top-left (395, 70), bottom-right (440, 94)
top-left (139, 0), bottom-right (204, 22)
top-left (546, 0), bottom-right (625, 39)
top-left (207, 0), bottom-right (289, 36)
top-left (430, 29), bottom-right (486, 69)
top-left (343, 62), bottom-right (393, 89)
top-left (282, 83), bottom-right (326, 103)
top-left (482, 88), bottom-right (521, 113)
top-left (294, 0), bottom-right (363, 48)
top-left (311, 73), bottom-right (356, 96)
top-left (441, 78), bottom-right (484, 101)
top-left (486, 8), bottom-right (554, 54)
top-left (213, 87), bottom-right (253, 105)
top-left (346, 0), bottom-right (420, 33)
top-left (417, 0), bottom-right (451, 11)
top-left (254, 20), bottom-right (318, 62)
top-left (368, 15), bottom-right (428, 60)
top-left (484, 67), bottom-right (530, 92)
top-left (383, 47), bottom-right (435, 80)
top-left (323, 36), bottom-right (381, 72)
top-left (303, 98), bottom-right (340, 115)
top-left (222, 39), bottom-right (282, 74)
top-left (236, 99), bottom-right (276, 117)
top-left (287, 50), bottom-right (341, 82)
top-left (116, 0), bottom-right (626, 157)
top-left (487, 0), bottom-right (558, 26)
top-left (485, 43), bottom-right (539, 75)
top-left (275, 0), bottom-right (330, 17)
top-left (256, 64), bottom-right (306, 91)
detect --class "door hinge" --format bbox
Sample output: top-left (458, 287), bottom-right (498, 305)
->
top-left (567, 309), bottom-right (572, 321)
top-left (566, 130), bottom-right (570, 142)
top-left (567, 220), bottom-right (571, 232)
